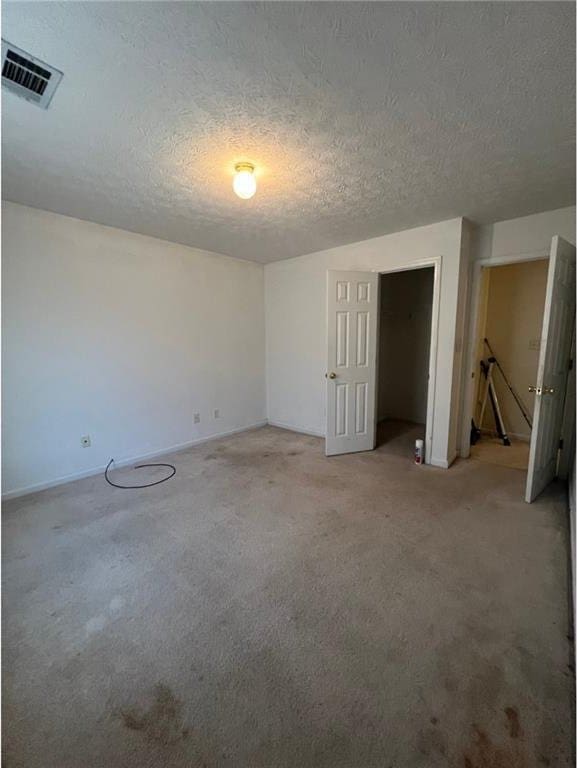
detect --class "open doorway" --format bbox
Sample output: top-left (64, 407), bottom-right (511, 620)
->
top-left (461, 236), bottom-right (576, 503)
top-left (376, 267), bottom-right (434, 459)
top-left (469, 259), bottom-right (548, 471)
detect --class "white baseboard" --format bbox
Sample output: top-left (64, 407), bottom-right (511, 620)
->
top-left (2, 421), bottom-right (268, 501)
top-left (267, 419), bottom-right (325, 439)
top-left (429, 451), bottom-right (457, 469)
top-left (480, 428), bottom-right (531, 442)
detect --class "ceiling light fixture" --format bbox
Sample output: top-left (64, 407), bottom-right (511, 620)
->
top-left (233, 162), bottom-right (256, 199)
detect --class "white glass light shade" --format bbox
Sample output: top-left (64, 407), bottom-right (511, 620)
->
top-left (233, 163), bottom-right (256, 199)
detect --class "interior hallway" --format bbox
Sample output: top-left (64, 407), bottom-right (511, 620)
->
top-left (3, 426), bottom-right (573, 768)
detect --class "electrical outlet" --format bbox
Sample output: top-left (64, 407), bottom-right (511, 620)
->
top-left (214, 409), bottom-right (220, 419)
top-left (81, 435), bottom-right (91, 448)
top-left (193, 413), bottom-right (201, 424)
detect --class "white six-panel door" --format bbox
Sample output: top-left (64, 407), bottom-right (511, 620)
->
top-left (525, 236), bottom-right (576, 503)
top-left (326, 271), bottom-right (379, 456)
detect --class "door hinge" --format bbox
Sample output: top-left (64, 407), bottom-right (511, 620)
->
top-left (569, 358), bottom-right (574, 371)
top-left (559, 438), bottom-right (564, 450)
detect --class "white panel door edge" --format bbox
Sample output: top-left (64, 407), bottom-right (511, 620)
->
top-left (526, 236), bottom-right (576, 503)
top-left (326, 270), bottom-right (379, 456)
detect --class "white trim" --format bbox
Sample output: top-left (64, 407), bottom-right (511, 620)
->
top-left (430, 450), bottom-right (457, 469)
top-left (371, 256), bottom-right (442, 466)
top-left (2, 421), bottom-right (268, 500)
top-left (479, 428), bottom-right (531, 443)
top-left (267, 419), bottom-right (325, 438)
top-left (476, 248), bottom-right (549, 267)
top-left (459, 249), bottom-right (549, 459)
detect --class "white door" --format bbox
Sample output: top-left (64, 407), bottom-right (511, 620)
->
top-left (326, 270), bottom-right (379, 456)
top-left (526, 236), bottom-right (576, 502)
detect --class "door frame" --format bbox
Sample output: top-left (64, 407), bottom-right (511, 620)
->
top-left (374, 256), bottom-right (442, 465)
top-left (459, 248), bottom-right (550, 459)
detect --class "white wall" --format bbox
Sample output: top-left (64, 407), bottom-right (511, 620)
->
top-left (265, 218), bottom-right (470, 468)
top-left (378, 268), bottom-right (434, 424)
top-left (2, 202), bottom-right (266, 497)
top-left (481, 260), bottom-right (549, 439)
top-left (473, 206), bottom-right (576, 263)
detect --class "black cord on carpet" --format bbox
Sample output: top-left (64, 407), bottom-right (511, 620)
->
top-left (104, 458), bottom-right (176, 489)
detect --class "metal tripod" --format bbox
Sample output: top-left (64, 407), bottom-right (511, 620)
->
top-left (478, 356), bottom-right (511, 446)
top-left (471, 339), bottom-right (533, 448)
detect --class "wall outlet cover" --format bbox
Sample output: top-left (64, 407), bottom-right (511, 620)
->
top-left (81, 435), bottom-right (91, 447)
top-left (193, 413), bottom-right (201, 424)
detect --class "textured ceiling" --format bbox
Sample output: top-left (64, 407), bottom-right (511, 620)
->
top-left (2, 2), bottom-right (575, 263)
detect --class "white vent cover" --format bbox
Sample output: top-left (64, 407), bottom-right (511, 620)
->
top-left (1, 40), bottom-right (63, 109)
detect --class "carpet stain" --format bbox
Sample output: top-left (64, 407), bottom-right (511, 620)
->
top-left (119, 684), bottom-right (189, 745)
top-left (504, 706), bottom-right (522, 739)
top-left (462, 717), bottom-right (527, 768)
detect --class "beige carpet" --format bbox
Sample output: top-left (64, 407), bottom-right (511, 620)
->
top-left (376, 418), bottom-right (425, 459)
top-left (470, 436), bottom-right (531, 471)
top-left (3, 426), bottom-right (574, 767)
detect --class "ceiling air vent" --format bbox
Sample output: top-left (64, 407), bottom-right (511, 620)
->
top-left (1, 40), bottom-right (63, 109)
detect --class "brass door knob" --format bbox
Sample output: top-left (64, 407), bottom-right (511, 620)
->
top-left (327, 372), bottom-right (337, 379)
